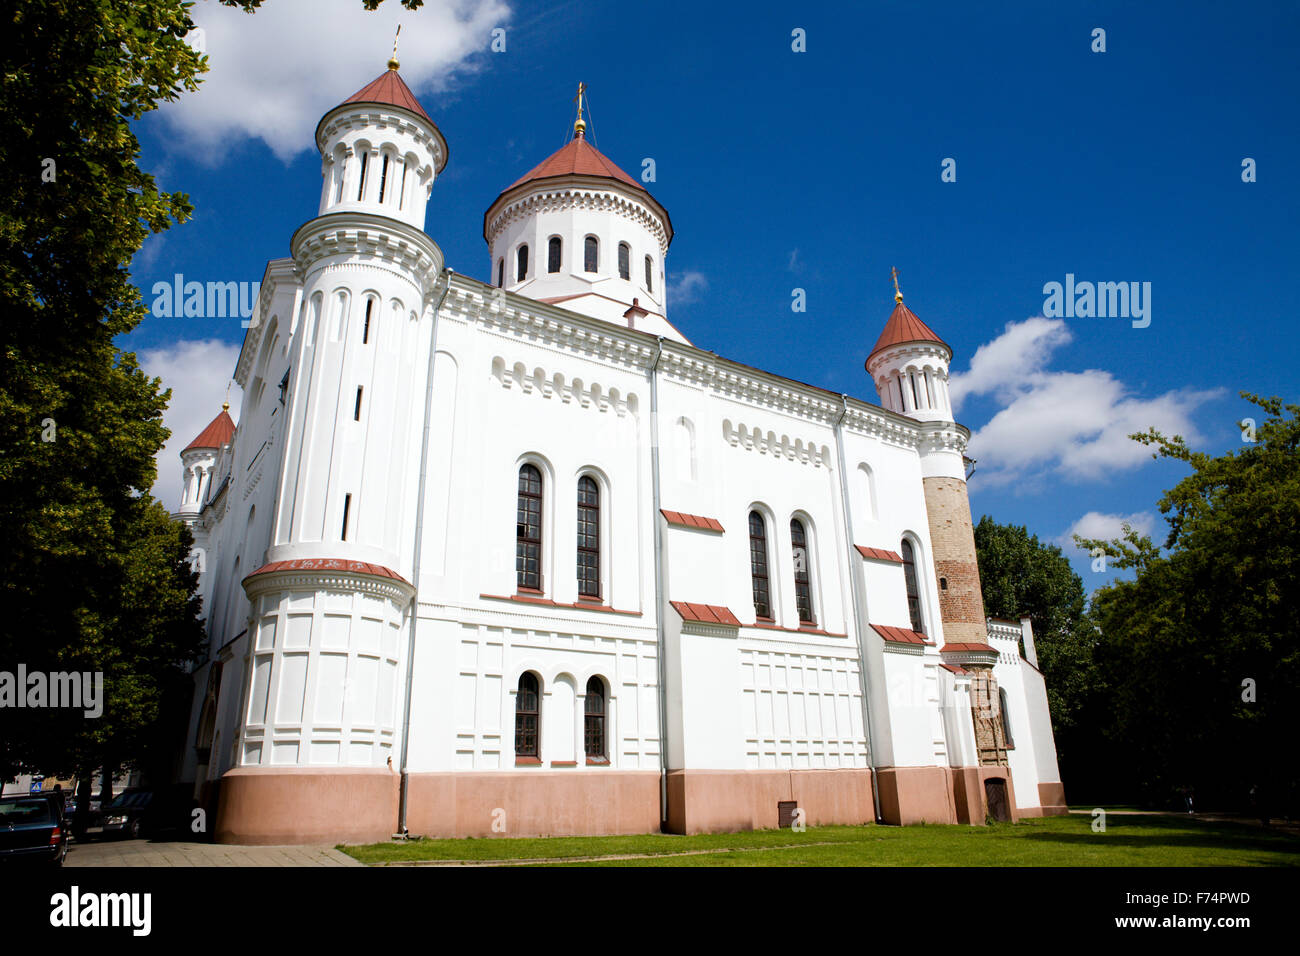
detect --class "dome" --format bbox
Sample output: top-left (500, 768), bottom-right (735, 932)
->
top-left (183, 407), bottom-right (236, 454)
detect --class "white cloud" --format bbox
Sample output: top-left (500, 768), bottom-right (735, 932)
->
top-left (159, 0), bottom-right (511, 162)
top-left (1056, 510), bottom-right (1157, 552)
top-left (948, 316), bottom-right (1071, 412)
top-left (139, 339), bottom-right (244, 503)
top-left (670, 270), bottom-right (708, 306)
top-left (954, 317), bottom-right (1222, 486)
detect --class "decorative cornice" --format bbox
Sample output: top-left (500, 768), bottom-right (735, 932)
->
top-left (444, 273), bottom-right (929, 447)
top-left (290, 213), bottom-right (444, 293)
top-left (485, 183), bottom-right (670, 256)
top-left (315, 104), bottom-right (447, 175)
top-left (721, 418), bottom-right (832, 468)
top-left (492, 354), bottom-right (638, 416)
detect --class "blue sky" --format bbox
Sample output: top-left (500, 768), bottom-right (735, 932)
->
top-left (127, 0), bottom-right (1299, 591)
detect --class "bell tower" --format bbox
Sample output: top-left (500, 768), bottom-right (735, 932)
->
top-left (866, 272), bottom-right (1008, 765)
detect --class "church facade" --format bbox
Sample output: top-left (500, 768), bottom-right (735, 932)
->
top-left (173, 61), bottom-right (1066, 845)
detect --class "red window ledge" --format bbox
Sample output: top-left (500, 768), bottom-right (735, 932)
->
top-left (751, 621), bottom-right (847, 638)
top-left (586, 756), bottom-right (609, 766)
top-left (481, 593), bottom-right (641, 616)
top-left (549, 760), bottom-right (577, 767)
top-left (515, 756), bottom-right (542, 766)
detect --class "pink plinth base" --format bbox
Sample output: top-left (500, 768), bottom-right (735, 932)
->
top-left (404, 770), bottom-right (661, 838)
top-left (215, 766), bottom-right (399, 845)
top-left (664, 768), bottom-right (876, 834)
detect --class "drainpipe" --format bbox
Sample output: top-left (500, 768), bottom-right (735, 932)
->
top-left (649, 337), bottom-right (670, 828)
top-left (396, 267), bottom-right (453, 837)
top-left (834, 395), bottom-right (883, 824)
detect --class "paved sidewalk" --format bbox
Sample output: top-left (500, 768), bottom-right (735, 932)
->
top-left (66, 838), bottom-right (362, 867)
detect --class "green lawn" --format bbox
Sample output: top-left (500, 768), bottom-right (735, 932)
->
top-left (341, 813), bottom-right (1300, 867)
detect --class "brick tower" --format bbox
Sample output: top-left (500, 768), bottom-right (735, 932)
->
top-left (865, 273), bottom-right (1008, 766)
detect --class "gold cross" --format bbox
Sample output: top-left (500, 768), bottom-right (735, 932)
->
top-left (388, 25), bottom-right (401, 69)
top-left (574, 81), bottom-right (586, 121)
top-left (891, 266), bottom-right (903, 302)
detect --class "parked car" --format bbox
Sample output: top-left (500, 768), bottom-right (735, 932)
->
top-left (0, 793), bottom-right (69, 865)
top-left (99, 789), bottom-right (154, 839)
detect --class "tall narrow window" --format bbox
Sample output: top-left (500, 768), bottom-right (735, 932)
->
top-left (341, 493), bottom-right (352, 541)
top-left (617, 242), bottom-right (630, 280)
top-left (398, 160), bottom-right (408, 209)
top-left (357, 152), bottom-right (369, 200)
top-left (584, 236), bottom-right (598, 273)
top-left (378, 154), bottom-right (390, 203)
top-left (584, 677), bottom-right (607, 763)
top-left (516, 245), bottom-right (529, 282)
top-left (999, 687), bottom-right (1015, 747)
top-left (577, 476), bottom-right (600, 599)
top-left (353, 386), bottom-right (363, 421)
top-left (749, 511), bottom-right (772, 620)
top-left (497, 259), bottom-right (504, 288)
top-left (901, 539), bottom-right (925, 633)
top-left (515, 672), bottom-right (540, 759)
top-left (516, 464), bottom-right (543, 592)
top-left (548, 237), bottom-right (562, 273)
top-left (791, 518), bottom-right (815, 625)
top-left (645, 255), bottom-right (654, 291)
top-left (362, 298), bottom-right (373, 344)
top-left (334, 160), bottom-right (345, 203)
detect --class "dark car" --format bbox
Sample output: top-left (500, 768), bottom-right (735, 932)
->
top-left (99, 789), bottom-right (155, 839)
top-left (0, 794), bottom-right (69, 865)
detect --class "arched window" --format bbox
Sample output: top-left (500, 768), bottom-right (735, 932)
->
top-left (749, 511), bottom-right (772, 620)
top-left (999, 688), bottom-right (1014, 747)
top-left (515, 672), bottom-right (540, 759)
top-left (496, 258), bottom-right (504, 288)
top-left (645, 255), bottom-right (654, 291)
top-left (617, 242), bottom-right (631, 280)
top-left (584, 235), bottom-right (599, 273)
top-left (361, 297), bottom-right (374, 344)
top-left (378, 153), bottom-right (390, 203)
top-left (516, 244), bottom-right (529, 282)
top-left (516, 464), bottom-right (543, 592)
top-left (576, 476), bottom-right (600, 599)
top-left (901, 539), bottom-right (925, 633)
top-left (357, 151), bottom-right (369, 200)
top-left (548, 236), bottom-right (562, 273)
top-left (584, 677), bottom-right (607, 763)
top-left (790, 518), bottom-right (815, 625)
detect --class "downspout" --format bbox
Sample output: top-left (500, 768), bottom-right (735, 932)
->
top-left (834, 395), bottom-right (883, 823)
top-left (396, 267), bottom-right (453, 837)
top-left (649, 336), bottom-right (670, 829)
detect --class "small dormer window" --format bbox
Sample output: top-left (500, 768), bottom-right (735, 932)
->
top-left (516, 244), bottom-right (529, 282)
top-left (618, 242), bottom-right (630, 280)
top-left (584, 236), bottom-right (598, 273)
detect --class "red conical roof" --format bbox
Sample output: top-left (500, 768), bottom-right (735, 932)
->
top-left (507, 134), bottom-right (645, 193)
top-left (341, 66), bottom-right (432, 123)
top-left (183, 408), bottom-right (235, 454)
top-left (867, 300), bottom-right (950, 363)
top-left (485, 130), bottom-right (672, 243)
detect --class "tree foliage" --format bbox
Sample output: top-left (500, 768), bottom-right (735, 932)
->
top-left (1075, 394), bottom-right (1299, 813)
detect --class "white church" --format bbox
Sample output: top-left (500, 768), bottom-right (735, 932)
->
top-left (172, 59), bottom-right (1066, 844)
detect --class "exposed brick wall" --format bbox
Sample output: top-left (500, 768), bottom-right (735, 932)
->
top-left (922, 476), bottom-right (989, 647)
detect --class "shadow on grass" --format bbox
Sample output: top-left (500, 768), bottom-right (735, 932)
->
top-left (1015, 814), bottom-right (1300, 862)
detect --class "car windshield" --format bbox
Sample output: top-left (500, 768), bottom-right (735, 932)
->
top-left (109, 791), bottom-right (150, 809)
top-left (0, 800), bottom-right (53, 825)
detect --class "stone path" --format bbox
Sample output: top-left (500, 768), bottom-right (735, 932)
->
top-left (65, 837), bottom-right (361, 867)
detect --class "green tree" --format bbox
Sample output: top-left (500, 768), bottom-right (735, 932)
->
top-left (1077, 394), bottom-right (1300, 814)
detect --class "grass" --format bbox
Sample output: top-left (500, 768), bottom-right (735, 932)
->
top-left (340, 813), bottom-right (1300, 867)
